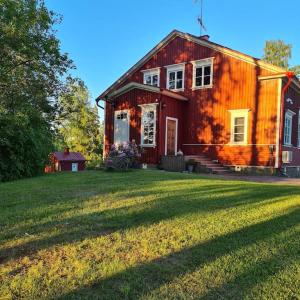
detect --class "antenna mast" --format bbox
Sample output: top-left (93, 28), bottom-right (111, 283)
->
top-left (197, 0), bottom-right (206, 36)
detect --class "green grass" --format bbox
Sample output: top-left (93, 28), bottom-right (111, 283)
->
top-left (0, 170), bottom-right (299, 300)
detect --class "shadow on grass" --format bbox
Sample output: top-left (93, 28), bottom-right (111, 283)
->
top-left (0, 178), bottom-right (298, 264)
top-left (55, 207), bottom-right (300, 299)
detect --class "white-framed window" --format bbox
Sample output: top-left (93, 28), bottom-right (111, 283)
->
top-left (284, 109), bottom-right (296, 146)
top-left (192, 58), bottom-right (214, 89)
top-left (114, 110), bottom-right (130, 144)
top-left (165, 63), bottom-right (185, 91)
top-left (297, 110), bottom-right (300, 148)
top-left (139, 104), bottom-right (158, 147)
top-left (141, 68), bottom-right (160, 87)
top-left (228, 109), bottom-right (250, 144)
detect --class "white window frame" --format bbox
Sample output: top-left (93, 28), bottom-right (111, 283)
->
top-left (298, 110), bottom-right (300, 148)
top-left (165, 63), bottom-right (185, 91)
top-left (139, 103), bottom-right (158, 147)
top-left (284, 109), bottom-right (296, 146)
top-left (141, 68), bottom-right (160, 87)
top-left (114, 109), bottom-right (130, 144)
top-left (228, 109), bottom-right (250, 145)
top-left (165, 117), bottom-right (178, 155)
top-left (191, 58), bottom-right (214, 90)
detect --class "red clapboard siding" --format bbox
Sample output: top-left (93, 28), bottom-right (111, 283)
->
top-left (104, 35), bottom-right (286, 166)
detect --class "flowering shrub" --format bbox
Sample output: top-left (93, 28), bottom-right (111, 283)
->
top-left (105, 141), bottom-right (142, 171)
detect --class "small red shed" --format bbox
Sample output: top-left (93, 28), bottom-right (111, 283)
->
top-left (51, 148), bottom-right (86, 172)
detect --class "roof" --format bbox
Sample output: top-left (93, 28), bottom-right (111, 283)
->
top-left (53, 152), bottom-right (86, 162)
top-left (97, 29), bottom-right (286, 101)
top-left (108, 82), bottom-right (189, 101)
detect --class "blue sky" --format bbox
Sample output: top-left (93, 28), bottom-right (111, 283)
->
top-left (46, 0), bottom-right (300, 119)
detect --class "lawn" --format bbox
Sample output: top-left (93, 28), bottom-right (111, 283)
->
top-left (0, 170), bottom-right (299, 300)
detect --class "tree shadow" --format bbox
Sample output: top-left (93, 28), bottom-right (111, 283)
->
top-left (1, 177), bottom-right (298, 264)
top-left (54, 207), bottom-right (300, 299)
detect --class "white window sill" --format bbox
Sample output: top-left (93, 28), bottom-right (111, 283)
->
top-left (140, 144), bottom-right (156, 148)
top-left (168, 88), bottom-right (184, 92)
top-left (192, 85), bottom-right (213, 90)
top-left (283, 144), bottom-right (293, 148)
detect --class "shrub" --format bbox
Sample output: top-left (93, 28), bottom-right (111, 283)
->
top-left (105, 141), bottom-right (141, 171)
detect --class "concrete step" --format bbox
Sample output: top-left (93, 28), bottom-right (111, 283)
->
top-left (185, 154), bottom-right (230, 175)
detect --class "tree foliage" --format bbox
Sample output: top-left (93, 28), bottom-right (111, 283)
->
top-left (56, 80), bottom-right (103, 161)
top-left (263, 40), bottom-right (300, 76)
top-left (0, 0), bottom-right (73, 181)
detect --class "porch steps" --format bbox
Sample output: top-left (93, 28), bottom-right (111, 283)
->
top-left (185, 155), bottom-right (230, 174)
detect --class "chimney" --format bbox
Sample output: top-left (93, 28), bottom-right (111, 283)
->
top-left (200, 35), bottom-right (210, 41)
top-left (64, 147), bottom-right (70, 155)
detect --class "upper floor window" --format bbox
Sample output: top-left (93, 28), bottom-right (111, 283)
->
top-left (166, 63), bottom-right (185, 91)
top-left (284, 109), bottom-right (296, 146)
top-left (142, 68), bottom-right (160, 87)
top-left (192, 58), bottom-right (213, 89)
top-left (229, 109), bottom-right (250, 145)
top-left (139, 104), bottom-right (158, 147)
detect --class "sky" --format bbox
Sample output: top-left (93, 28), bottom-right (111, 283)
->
top-left (46, 0), bottom-right (300, 120)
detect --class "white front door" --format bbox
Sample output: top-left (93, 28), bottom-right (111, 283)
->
top-left (114, 110), bottom-right (130, 144)
top-left (72, 163), bottom-right (78, 172)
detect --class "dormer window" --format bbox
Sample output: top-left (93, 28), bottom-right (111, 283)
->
top-left (165, 63), bottom-right (185, 91)
top-left (192, 58), bottom-right (214, 89)
top-left (141, 68), bottom-right (160, 87)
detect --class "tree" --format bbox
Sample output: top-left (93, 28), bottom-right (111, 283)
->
top-left (57, 80), bottom-right (103, 161)
top-left (263, 40), bottom-right (300, 76)
top-left (0, 0), bottom-right (73, 181)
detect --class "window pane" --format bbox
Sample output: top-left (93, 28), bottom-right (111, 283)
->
top-left (196, 77), bottom-right (202, 87)
top-left (204, 66), bottom-right (211, 76)
top-left (196, 67), bottom-right (202, 77)
top-left (145, 75), bottom-right (151, 85)
top-left (204, 76), bottom-right (211, 86)
top-left (234, 134), bottom-right (244, 142)
top-left (152, 75), bottom-right (158, 86)
top-left (235, 117), bottom-right (245, 126)
top-left (177, 71), bottom-right (183, 80)
top-left (234, 126), bottom-right (244, 134)
top-left (176, 79), bottom-right (183, 89)
top-left (169, 80), bottom-right (175, 89)
top-left (169, 72), bottom-right (175, 80)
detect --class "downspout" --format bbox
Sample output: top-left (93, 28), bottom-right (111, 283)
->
top-left (95, 96), bottom-right (115, 157)
top-left (278, 71), bottom-right (295, 170)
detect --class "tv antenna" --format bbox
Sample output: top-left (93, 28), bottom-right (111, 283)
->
top-left (196, 0), bottom-right (206, 36)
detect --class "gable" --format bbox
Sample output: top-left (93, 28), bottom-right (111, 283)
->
top-left (97, 30), bottom-right (285, 101)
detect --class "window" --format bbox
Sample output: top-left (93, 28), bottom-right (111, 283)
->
top-left (142, 68), bottom-right (160, 87)
top-left (192, 58), bottom-right (213, 89)
top-left (284, 110), bottom-right (296, 146)
top-left (229, 109), bottom-right (250, 144)
top-left (166, 63), bottom-right (185, 91)
top-left (140, 104), bottom-right (157, 146)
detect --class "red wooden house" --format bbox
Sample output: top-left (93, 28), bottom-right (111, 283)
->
top-left (97, 30), bottom-right (300, 176)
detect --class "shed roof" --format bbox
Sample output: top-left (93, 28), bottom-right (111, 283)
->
top-left (53, 152), bottom-right (86, 162)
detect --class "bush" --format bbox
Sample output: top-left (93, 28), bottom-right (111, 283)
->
top-left (0, 113), bottom-right (53, 182)
top-left (105, 141), bottom-right (142, 171)
top-left (86, 159), bottom-right (104, 170)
